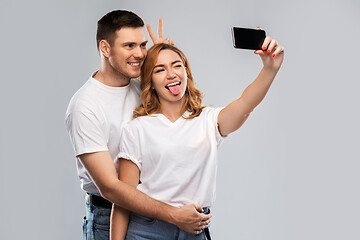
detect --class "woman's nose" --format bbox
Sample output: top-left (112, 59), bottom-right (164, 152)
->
top-left (166, 71), bottom-right (176, 79)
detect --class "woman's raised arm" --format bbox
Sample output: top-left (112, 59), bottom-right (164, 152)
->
top-left (218, 36), bottom-right (284, 136)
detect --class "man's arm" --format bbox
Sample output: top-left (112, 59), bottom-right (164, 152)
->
top-left (80, 151), bottom-right (210, 234)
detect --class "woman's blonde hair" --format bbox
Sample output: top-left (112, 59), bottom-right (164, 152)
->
top-left (133, 43), bottom-right (204, 119)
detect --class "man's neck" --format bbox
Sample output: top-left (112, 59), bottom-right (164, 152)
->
top-left (93, 65), bottom-right (131, 87)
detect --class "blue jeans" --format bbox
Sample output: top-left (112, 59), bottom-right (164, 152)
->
top-left (83, 202), bottom-right (111, 240)
top-left (125, 211), bottom-right (209, 240)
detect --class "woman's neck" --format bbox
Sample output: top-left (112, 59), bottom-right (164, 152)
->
top-left (159, 100), bottom-right (185, 123)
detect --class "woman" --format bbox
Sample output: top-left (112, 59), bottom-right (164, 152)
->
top-left (111, 36), bottom-right (284, 240)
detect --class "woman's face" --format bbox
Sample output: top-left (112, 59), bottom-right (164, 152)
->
top-left (151, 49), bottom-right (187, 104)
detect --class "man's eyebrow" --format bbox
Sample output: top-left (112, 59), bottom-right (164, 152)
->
top-left (121, 40), bottom-right (148, 45)
top-left (154, 60), bottom-right (182, 68)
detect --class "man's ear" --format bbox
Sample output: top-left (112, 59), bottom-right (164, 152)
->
top-left (99, 40), bottom-right (111, 58)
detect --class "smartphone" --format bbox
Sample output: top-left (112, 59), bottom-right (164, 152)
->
top-left (232, 27), bottom-right (266, 50)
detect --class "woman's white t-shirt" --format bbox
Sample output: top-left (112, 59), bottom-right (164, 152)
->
top-left (117, 107), bottom-right (225, 208)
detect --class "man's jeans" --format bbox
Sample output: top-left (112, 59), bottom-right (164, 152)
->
top-left (83, 202), bottom-right (111, 240)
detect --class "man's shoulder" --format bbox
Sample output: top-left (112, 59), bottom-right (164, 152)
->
top-left (66, 78), bottom-right (99, 114)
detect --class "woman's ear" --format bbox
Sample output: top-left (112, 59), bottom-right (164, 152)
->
top-left (99, 40), bottom-right (111, 58)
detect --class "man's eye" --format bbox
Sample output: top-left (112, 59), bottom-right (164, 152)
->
top-left (141, 43), bottom-right (147, 48)
top-left (126, 44), bottom-right (134, 48)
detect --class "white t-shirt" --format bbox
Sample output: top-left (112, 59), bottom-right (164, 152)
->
top-left (66, 76), bottom-right (141, 195)
top-left (117, 107), bottom-right (225, 208)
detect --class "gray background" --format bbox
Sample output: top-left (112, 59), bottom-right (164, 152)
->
top-left (1, 0), bottom-right (359, 239)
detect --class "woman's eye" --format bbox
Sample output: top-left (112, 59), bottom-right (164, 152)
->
top-left (154, 69), bottom-right (164, 73)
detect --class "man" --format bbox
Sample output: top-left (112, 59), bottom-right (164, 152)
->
top-left (65, 10), bottom-right (210, 239)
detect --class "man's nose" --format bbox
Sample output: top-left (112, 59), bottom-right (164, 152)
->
top-left (133, 46), bottom-right (145, 59)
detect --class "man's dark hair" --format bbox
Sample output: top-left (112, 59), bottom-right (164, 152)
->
top-left (96, 10), bottom-right (144, 50)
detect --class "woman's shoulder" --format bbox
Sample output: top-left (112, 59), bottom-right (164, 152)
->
top-left (126, 114), bottom-right (157, 128)
top-left (200, 106), bottom-right (223, 116)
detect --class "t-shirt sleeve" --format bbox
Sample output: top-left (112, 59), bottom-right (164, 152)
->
top-left (66, 110), bottom-right (108, 157)
top-left (207, 107), bottom-right (227, 145)
top-left (116, 123), bottom-right (142, 171)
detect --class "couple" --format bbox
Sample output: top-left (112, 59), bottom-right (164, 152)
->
top-left (66, 9), bottom-right (284, 240)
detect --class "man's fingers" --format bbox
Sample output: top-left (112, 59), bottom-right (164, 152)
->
top-left (200, 212), bottom-right (211, 221)
top-left (193, 223), bottom-right (207, 233)
top-left (164, 38), bottom-right (175, 45)
top-left (146, 19), bottom-right (166, 44)
top-left (195, 204), bottom-right (204, 213)
top-left (198, 221), bottom-right (209, 229)
top-left (175, 203), bottom-right (212, 234)
top-left (201, 218), bottom-right (211, 224)
top-left (194, 206), bottom-right (210, 233)
top-left (146, 24), bottom-right (157, 44)
top-left (164, 37), bottom-right (171, 44)
top-left (193, 217), bottom-right (210, 233)
top-left (197, 213), bottom-right (211, 230)
top-left (158, 18), bottom-right (163, 39)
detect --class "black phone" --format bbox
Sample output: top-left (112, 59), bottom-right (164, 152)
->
top-left (232, 27), bottom-right (266, 50)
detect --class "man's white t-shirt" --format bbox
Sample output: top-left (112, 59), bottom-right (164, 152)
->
top-left (117, 107), bottom-right (225, 208)
top-left (66, 76), bottom-right (141, 195)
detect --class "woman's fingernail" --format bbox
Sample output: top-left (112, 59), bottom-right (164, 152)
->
top-left (262, 47), bottom-right (266, 51)
top-left (267, 50), bottom-right (271, 54)
top-left (272, 54), bottom-right (275, 57)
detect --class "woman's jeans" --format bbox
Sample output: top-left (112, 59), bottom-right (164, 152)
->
top-left (125, 208), bottom-right (211, 240)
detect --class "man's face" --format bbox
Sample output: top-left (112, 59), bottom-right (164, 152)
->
top-left (108, 27), bottom-right (148, 79)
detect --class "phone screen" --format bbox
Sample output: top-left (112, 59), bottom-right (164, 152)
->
top-left (232, 27), bottom-right (266, 50)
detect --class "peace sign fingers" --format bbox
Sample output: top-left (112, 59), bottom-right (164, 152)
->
top-left (146, 18), bottom-right (174, 45)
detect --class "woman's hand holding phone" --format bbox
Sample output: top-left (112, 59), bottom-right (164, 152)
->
top-left (254, 33), bottom-right (285, 72)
